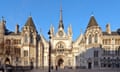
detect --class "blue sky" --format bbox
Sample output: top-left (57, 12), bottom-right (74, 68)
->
top-left (0, 0), bottom-right (120, 40)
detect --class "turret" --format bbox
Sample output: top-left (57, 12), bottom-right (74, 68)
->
top-left (106, 24), bottom-right (111, 34)
top-left (85, 15), bottom-right (102, 45)
top-left (0, 17), bottom-right (6, 44)
top-left (0, 17), bottom-right (6, 36)
top-left (15, 24), bottom-right (19, 34)
top-left (68, 24), bottom-right (72, 37)
top-left (50, 24), bottom-right (54, 37)
top-left (22, 16), bottom-right (37, 44)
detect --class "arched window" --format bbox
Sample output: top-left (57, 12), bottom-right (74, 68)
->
top-left (89, 35), bottom-right (92, 44)
top-left (56, 42), bottom-right (65, 54)
top-left (24, 34), bottom-right (28, 43)
top-left (30, 35), bottom-right (34, 44)
top-left (56, 42), bottom-right (65, 49)
top-left (95, 34), bottom-right (98, 43)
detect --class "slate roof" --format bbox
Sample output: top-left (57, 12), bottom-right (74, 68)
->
top-left (25, 16), bottom-right (36, 30)
top-left (5, 31), bottom-right (21, 35)
top-left (87, 16), bottom-right (99, 28)
top-left (102, 32), bottom-right (120, 36)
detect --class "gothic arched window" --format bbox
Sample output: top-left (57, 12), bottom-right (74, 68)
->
top-left (56, 42), bottom-right (65, 54)
top-left (95, 34), bottom-right (98, 43)
top-left (30, 35), bottom-right (34, 44)
top-left (89, 35), bottom-right (92, 44)
top-left (56, 42), bottom-right (65, 49)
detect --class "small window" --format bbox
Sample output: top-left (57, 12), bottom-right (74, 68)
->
top-left (24, 50), bottom-right (28, 57)
top-left (6, 39), bottom-right (10, 44)
top-left (94, 50), bottom-right (99, 57)
top-left (94, 61), bottom-right (98, 67)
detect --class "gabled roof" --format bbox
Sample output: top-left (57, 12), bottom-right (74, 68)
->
top-left (73, 33), bottom-right (84, 45)
top-left (25, 16), bottom-right (36, 30)
top-left (40, 34), bottom-right (49, 44)
top-left (87, 16), bottom-right (98, 28)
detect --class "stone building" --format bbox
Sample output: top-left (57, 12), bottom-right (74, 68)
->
top-left (0, 7), bottom-right (120, 69)
top-left (0, 16), bottom-right (38, 67)
top-left (75, 16), bottom-right (120, 69)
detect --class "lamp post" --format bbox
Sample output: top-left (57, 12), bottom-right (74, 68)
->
top-left (48, 30), bottom-right (51, 72)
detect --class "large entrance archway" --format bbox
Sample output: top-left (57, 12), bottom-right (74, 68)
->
top-left (55, 55), bottom-right (65, 69)
top-left (5, 57), bottom-right (10, 64)
top-left (57, 58), bottom-right (64, 68)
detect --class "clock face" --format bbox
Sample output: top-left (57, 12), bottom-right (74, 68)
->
top-left (59, 31), bottom-right (63, 36)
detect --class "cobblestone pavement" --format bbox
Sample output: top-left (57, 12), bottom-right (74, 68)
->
top-left (30, 68), bottom-right (120, 72)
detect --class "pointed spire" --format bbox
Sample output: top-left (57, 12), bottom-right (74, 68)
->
top-left (87, 16), bottom-right (98, 28)
top-left (60, 0), bottom-right (62, 21)
top-left (68, 24), bottom-right (72, 36)
top-left (58, 1), bottom-right (64, 29)
top-left (25, 16), bottom-right (36, 30)
top-left (60, 5), bottom-right (63, 21)
top-left (50, 24), bottom-right (54, 34)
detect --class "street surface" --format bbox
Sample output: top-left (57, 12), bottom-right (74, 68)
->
top-left (30, 68), bottom-right (120, 72)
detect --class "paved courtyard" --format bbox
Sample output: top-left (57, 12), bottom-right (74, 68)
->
top-left (30, 68), bottom-right (120, 72)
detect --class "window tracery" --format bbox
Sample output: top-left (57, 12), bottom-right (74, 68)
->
top-left (56, 42), bottom-right (65, 54)
top-left (88, 34), bottom-right (92, 44)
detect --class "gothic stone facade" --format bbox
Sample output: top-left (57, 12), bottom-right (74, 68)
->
top-left (0, 10), bottom-right (120, 69)
top-left (0, 17), bottom-right (37, 67)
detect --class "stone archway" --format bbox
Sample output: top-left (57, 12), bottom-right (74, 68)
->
top-left (57, 58), bottom-right (64, 68)
top-left (55, 55), bottom-right (65, 69)
top-left (5, 57), bottom-right (10, 64)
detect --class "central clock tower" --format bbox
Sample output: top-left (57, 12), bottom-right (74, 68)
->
top-left (48, 6), bottom-right (73, 69)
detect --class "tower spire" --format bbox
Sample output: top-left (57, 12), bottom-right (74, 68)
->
top-left (58, 0), bottom-right (64, 29)
top-left (60, 8), bottom-right (62, 21)
top-left (60, 0), bottom-right (62, 21)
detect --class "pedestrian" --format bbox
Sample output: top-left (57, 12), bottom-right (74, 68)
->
top-left (56, 65), bottom-right (58, 71)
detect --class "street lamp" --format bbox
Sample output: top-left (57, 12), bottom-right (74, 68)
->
top-left (48, 29), bottom-right (51, 72)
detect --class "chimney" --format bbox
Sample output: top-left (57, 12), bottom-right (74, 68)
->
top-left (106, 24), bottom-right (111, 34)
top-left (15, 24), bottom-right (19, 34)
